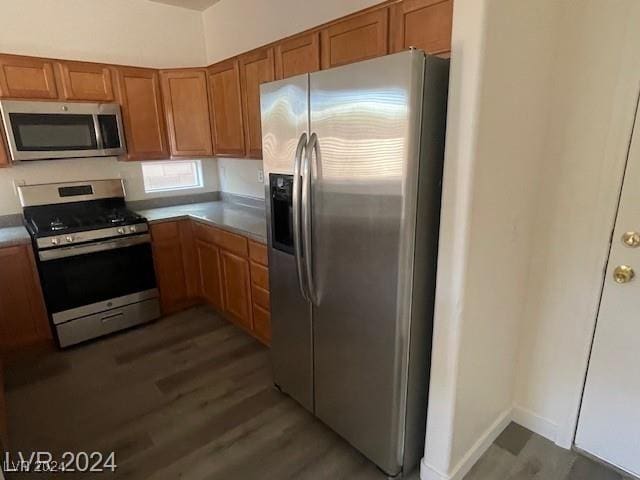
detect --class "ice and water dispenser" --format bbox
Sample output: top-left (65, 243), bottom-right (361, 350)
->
top-left (269, 174), bottom-right (294, 254)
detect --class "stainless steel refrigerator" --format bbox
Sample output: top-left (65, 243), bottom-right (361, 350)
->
top-left (260, 50), bottom-right (449, 477)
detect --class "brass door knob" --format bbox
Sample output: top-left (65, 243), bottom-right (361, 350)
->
top-left (613, 265), bottom-right (635, 284)
top-left (622, 231), bottom-right (640, 247)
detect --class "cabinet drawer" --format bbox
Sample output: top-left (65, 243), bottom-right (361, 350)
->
top-left (252, 285), bottom-right (270, 310)
top-left (250, 262), bottom-right (269, 290)
top-left (249, 240), bottom-right (268, 266)
top-left (214, 229), bottom-right (248, 257)
top-left (192, 221), bottom-right (217, 244)
top-left (252, 304), bottom-right (271, 344)
top-left (150, 221), bottom-right (180, 242)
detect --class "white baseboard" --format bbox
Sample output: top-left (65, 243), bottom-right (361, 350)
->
top-left (511, 405), bottom-right (558, 443)
top-left (420, 407), bottom-right (512, 480)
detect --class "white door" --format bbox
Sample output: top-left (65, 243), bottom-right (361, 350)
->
top-left (576, 104), bottom-right (640, 476)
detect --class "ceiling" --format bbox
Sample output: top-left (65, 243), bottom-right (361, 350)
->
top-left (147, 0), bottom-right (221, 11)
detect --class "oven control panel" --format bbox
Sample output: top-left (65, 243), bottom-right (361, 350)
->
top-left (38, 223), bottom-right (149, 250)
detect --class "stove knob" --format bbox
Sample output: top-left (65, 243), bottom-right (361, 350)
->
top-left (51, 238), bottom-right (59, 246)
top-left (65, 236), bottom-right (74, 243)
top-left (117, 228), bottom-right (125, 235)
top-left (129, 225), bottom-right (137, 233)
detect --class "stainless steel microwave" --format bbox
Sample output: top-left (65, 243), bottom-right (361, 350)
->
top-left (0, 100), bottom-right (126, 162)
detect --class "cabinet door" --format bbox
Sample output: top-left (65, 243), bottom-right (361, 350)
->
top-left (0, 119), bottom-right (9, 167)
top-left (160, 69), bottom-right (213, 157)
top-left (207, 59), bottom-right (246, 157)
top-left (196, 239), bottom-right (224, 311)
top-left (116, 67), bottom-right (169, 161)
top-left (390, 0), bottom-right (453, 55)
top-left (57, 61), bottom-right (115, 101)
top-left (0, 55), bottom-right (58, 99)
top-left (275, 32), bottom-right (320, 80)
top-left (0, 245), bottom-right (51, 351)
top-left (239, 48), bottom-right (275, 158)
top-left (320, 9), bottom-right (389, 69)
top-left (221, 250), bottom-right (253, 330)
top-left (150, 222), bottom-right (189, 314)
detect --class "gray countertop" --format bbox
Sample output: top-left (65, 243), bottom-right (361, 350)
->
top-left (0, 226), bottom-right (31, 248)
top-left (136, 201), bottom-right (268, 243)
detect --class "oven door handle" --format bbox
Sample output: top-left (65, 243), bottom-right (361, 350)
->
top-left (39, 234), bottom-right (151, 261)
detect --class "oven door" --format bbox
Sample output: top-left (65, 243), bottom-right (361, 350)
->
top-left (37, 235), bottom-right (157, 324)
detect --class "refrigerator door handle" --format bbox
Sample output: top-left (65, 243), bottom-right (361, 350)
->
top-left (303, 132), bottom-right (318, 305)
top-left (293, 132), bottom-right (309, 301)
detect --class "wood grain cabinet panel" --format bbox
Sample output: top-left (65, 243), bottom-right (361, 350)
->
top-left (116, 67), bottom-right (169, 161)
top-left (57, 61), bottom-right (114, 101)
top-left (207, 59), bottom-right (246, 156)
top-left (0, 245), bottom-right (51, 351)
top-left (275, 32), bottom-right (320, 80)
top-left (160, 69), bottom-right (213, 157)
top-left (250, 262), bottom-right (269, 290)
top-left (239, 48), bottom-right (275, 158)
top-left (390, 0), bottom-right (453, 55)
top-left (221, 250), bottom-right (253, 330)
top-left (320, 9), bottom-right (389, 69)
top-left (248, 240), bottom-right (268, 266)
top-left (0, 55), bottom-right (58, 99)
top-left (196, 239), bottom-right (224, 311)
top-left (0, 119), bottom-right (9, 167)
top-left (252, 304), bottom-right (271, 344)
top-left (150, 221), bottom-right (191, 314)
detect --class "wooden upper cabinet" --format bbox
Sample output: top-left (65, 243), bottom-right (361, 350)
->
top-left (57, 61), bottom-right (114, 101)
top-left (0, 119), bottom-right (9, 167)
top-left (116, 67), bottom-right (169, 161)
top-left (0, 54), bottom-right (58, 99)
top-left (207, 59), bottom-right (246, 157)
top-left (239, 48), bottom-right (274, 158)
top-left (390, 0), bottom-right (453, 55)
top-left (275, 32), bottom-right (320, 80)
top-left (321, 8), bottom-right (389, 69)
top-left (160, 69), bottom-right (213, 157)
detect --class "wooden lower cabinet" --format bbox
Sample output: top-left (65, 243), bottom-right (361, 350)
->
top-left (195, 238), bottom-right (224, 311)
top-left (154, 220), bottom-right (271, 345)
top-left (150, 220), bottom-right (198, 314)
top-left (0, 244), bottom-right (51, 352)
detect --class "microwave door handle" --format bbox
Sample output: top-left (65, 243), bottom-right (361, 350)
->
top-left (93, 114), bottom-right (104, 150)
top-left (303, 132), bottom-right (318, 306)
top-left (293, 132), bottom-right (309, 301)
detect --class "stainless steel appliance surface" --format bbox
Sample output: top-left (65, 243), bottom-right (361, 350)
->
top-left (0, 100), bottom-right (126, 161)
top-left (261, 50), bottom-right (449, 476)
top-left (20, 179), bottom-right (160, 348)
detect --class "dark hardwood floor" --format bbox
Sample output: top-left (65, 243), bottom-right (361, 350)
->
top-left (5, 306), bottom-right (412, 480)
top-left (4, 306), bottom-right (629, 480)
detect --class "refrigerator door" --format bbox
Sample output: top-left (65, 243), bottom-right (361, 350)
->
top-left (260, 74), bottom-right (314, 412)
top-left (308, 51), bottom-right (426, 475)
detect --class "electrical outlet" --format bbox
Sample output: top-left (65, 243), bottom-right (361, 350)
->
top-left (257, 168), bottom-right (264, 183)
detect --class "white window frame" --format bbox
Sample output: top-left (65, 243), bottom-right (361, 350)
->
top-left (142, 159), bottom-right (204, 194)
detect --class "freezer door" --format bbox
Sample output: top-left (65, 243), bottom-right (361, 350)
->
top-left (260, 74), bottom-right (314, 412)
top-left (308, 51), bottom-right (426, 475)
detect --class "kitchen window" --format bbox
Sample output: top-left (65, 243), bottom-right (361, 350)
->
top-left (142, 160), bottom-right (203, 193)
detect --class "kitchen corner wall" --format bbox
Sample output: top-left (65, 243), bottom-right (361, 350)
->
top-left (0, 0), bottom-right (216, 216)
top-left (201, 0), bottom-right (383, 199)
top-left (423, 1), bottom-right (561, 479)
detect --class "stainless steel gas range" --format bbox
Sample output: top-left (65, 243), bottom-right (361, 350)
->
top-left (19, 179), bottom-right (161, 348)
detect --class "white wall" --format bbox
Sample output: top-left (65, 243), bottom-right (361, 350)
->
top-left (0, 158), bottom-right (220, 215)
top-left (0, 0), bottom-right (206, 67)
top-left (202, 0), bottom-right (382, 199)
top-left (422, 1), bottom-right (560, 478)
top-left (0, 0), bottom-right (216, 216)
top-left (514, 0), bottom-right (640, 447)
top-left (202, 0), bottom-right (381, 64)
